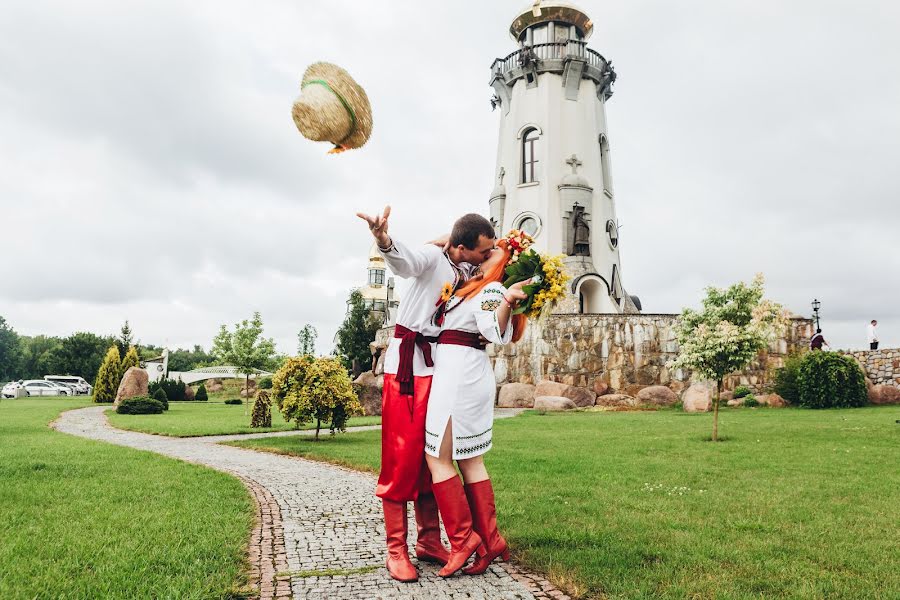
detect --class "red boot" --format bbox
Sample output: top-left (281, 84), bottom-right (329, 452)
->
top-left (414, 492), bottom-right (450, 565)
top-left (463, 479), bottom-right (510, 575)
top-left (382, 499), bottom-right (418, 582)
top-left (432, 476), bottom-right (483, 577)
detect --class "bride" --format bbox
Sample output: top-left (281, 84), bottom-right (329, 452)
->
top-left (423, 237), bottom-right (529, 577)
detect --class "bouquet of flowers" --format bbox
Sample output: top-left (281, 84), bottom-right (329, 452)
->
top-left (502, 234), bottom-right (569, 320)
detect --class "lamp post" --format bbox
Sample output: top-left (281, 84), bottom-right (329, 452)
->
top-left (811, 299), bottom-right (821, 330)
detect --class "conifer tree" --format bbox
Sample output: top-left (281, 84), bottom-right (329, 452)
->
top-left (93, 345), bottom-right (122, 403)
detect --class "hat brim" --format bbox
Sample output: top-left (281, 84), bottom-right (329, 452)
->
top-left (299, 62), bottom-right (373, 150)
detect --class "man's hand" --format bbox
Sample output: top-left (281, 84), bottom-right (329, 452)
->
top-left (427, 233), bottom-right (451, 251)
top-left (356, 205), bottom-right (392, 248)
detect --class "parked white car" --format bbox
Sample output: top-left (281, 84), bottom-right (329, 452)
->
top-left (22, 380), bottom-right (71, 396)
top-left (45, 375), bottom-right (92, 395)
top-left (2, 381), bottom-right (24, 398)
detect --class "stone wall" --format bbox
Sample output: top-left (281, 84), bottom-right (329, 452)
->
top-left (374, 314), bottom-right (814, 396)
top-left (843, 349), bottom-right (900, 386)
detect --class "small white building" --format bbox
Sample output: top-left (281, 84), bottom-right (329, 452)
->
top-left (141, 349), bottom-right (169, 383)
top-left (488, 1), bottom-right (640, 314)
top-left (357, 243), bottom-right (401, 325)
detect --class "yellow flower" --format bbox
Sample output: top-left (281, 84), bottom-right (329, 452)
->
top-left (440, 282), bottom-right (453, 302)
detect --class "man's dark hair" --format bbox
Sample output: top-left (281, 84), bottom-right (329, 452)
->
top-left (450, 213), bottom-right (496, 249)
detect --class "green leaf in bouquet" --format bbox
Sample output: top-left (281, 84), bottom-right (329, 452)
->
top-left (503, 250), bottom-right (541, 287)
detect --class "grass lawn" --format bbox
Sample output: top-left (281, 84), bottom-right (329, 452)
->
top-left (231, 406), bottom-right (900, 599)
top-left (106, 399), bottom-right (381, 437)
top-left (0, 397), bottom-right (253, 599)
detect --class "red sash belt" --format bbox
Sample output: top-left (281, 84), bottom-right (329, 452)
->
top-left (394, 324), bottom-right (438, 396)
top-left (437, 329), bottom-right (485, 350)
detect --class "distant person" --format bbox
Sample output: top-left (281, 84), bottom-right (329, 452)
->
top-left (867, 319), bottom-right (879, 350)
top-left (809, 329), bottom-right (829, 351)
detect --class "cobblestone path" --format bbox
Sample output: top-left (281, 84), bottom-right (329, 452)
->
top-left (53, 407), bottom-right (565, 600)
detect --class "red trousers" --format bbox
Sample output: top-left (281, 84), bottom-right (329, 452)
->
top-left (376, 373), bottom-right (433, 502)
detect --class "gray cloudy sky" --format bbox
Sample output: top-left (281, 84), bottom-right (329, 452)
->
top-left (1, 0), bottom-right (898, 355)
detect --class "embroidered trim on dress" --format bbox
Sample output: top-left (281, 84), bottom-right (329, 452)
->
top-left (425, 429), bottom-right (438, 437)
top-left (456, 439), bottom-right (492, 455)
top-left (425, 442), bottom-right (437, 453)
top-left (455, 427), bottom-right (492, 441)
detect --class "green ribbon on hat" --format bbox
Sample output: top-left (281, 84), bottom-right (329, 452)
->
top-left (301, 78), bottom-right (358, 147)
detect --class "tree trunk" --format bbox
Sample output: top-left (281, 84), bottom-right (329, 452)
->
top-left (315, 418), bottom-right (321, 441)
top-left (713, 379), bottom-right (722, 442)
top-left (245, 374), bottom-right (250, 416)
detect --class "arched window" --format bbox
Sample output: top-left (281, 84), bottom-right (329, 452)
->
top-left (521, 128), bottom-right (540, 184)
top-left (599, 134), bottom-right (612, 196)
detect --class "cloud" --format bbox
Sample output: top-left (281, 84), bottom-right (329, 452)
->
top-left (0, 0), bottom-right (898, 354)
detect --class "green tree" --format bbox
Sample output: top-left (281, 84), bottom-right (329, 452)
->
top-left (166, 345), bottom-right (217, 372)
top-left (195, 384), bottom-right (208, 401)
top-left (212, 312), bottom-right (277, 413)
top-left (273, 356), bottom-right (363, 440)
top-left (797, 351), bottom-right (868, 409)
top-left (19, 335), bottom-right (62, 380)
top-left (117, 320), bottom-right (134, 359)
top-left (334, 290), bottom-right (380, 377)
top-left (46, 332), bottom-right (111, 382)
top-left (297, 324), bottom-right (318, 356)
top-left (0, 316), bottom-right (23, 381)
top-left (669, 274), bottom-right (788, 441)
top-left (93, 345), bottom-right (122, 403)
top-left (121, 346), bottom-right (140, 373)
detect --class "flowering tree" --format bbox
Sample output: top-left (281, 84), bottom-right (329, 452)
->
top-left (273, 355), bottom-right (363, 440)
top-left (669, 274), bottom-right (788, 441)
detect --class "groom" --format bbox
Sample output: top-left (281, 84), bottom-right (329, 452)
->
top-left (357, 206), bottom-right (495, 582)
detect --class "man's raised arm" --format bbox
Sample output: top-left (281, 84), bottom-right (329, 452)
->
top-left (356, 205), bottom-right (438, 278)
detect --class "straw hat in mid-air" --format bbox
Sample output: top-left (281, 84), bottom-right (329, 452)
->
top-left (291, 62), bottom-right (373, 154)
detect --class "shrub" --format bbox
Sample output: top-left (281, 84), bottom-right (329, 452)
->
top-left (224, 398), bottom-right (242, 405)
top-left (150, 377), bottom-right (187, 401)
top-left (116, 396), bottom-right (164, 415)
top-left (743, 394), bottom-right (760, 408)
top-left (258, 376), bottom-right (273, 390)
top-left (773, 353), bottom-right (803, 405)
top-left (733, 385), bottom-right (752, 399)
top-left (151, 387), bottom-right (169, 410)
top-left (195, 384), bottom-right (208, 401)
top-left (121, 346), bottom-right (140, 373)
top-left (251, 390), bottom-right (272, 428)
top-left (273, 356), bottom-right (363, 440)
top-left (93, 345), bottom-right (122, 404)
top-left (797, 351), bottom-right (868, 409)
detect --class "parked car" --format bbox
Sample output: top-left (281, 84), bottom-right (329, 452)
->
top-left (2, 381), bottom-right (24, 398)
top-left (22, 380), bottom-right (71, 396)
top-left (45, 375), bottom-right (92, 395)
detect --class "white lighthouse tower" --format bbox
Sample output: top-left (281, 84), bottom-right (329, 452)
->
top-left (488, 1), bottom-right (640, 314)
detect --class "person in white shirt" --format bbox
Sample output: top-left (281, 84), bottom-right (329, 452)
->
top-left (867, 319), bottom-right (879, 350)
top-left (357, 206), bottom-right (495, 583)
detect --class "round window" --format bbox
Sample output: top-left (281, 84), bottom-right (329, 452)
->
top-left (514, 213), bottom-right (542, 237)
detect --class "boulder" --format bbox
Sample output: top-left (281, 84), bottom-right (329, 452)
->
top-left (534, 380), bottom-right (567, 397)
top-left (183, 385), bottom-right (196, 401)
top-left (533, 396), bottom-right (577, 411)
top-left (727, 398), bottom-right (744, 407)
top-left (636, 385), bottom-right (678, 406)
top-left (534, 380), bottom-right (596, 408)
top-left (114, 367), bottom-right (149, 406)
top-left (756, 393), bottom-right (786, 408)
top-left (353, 371), bottom-right (384, 416)
top-left (497, 382), bottom-right (536, 408)
top-left (594, 393), bottom-right (637, 408)
top-left (206, 378), bottom-right (225, 393)
top-left (681, 383), bottom-right (712, 413)
top-left (625, 384), bottom-right (648, 398)
top-left (870, 384), bottom-right (900, 405)
top-left (592, 379), bottom-right (610, 396)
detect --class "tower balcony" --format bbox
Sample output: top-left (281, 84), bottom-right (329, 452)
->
top-left (490, 40), bottom-right (616, 105)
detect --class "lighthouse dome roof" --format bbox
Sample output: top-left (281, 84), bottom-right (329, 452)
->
top-left (560, 171), bottom-right (592, 189)
top-left (510, 2), bottom-right (593, 41)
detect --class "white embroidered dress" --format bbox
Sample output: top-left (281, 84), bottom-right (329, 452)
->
top-left (425, 282), bottom-right (513, 459)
